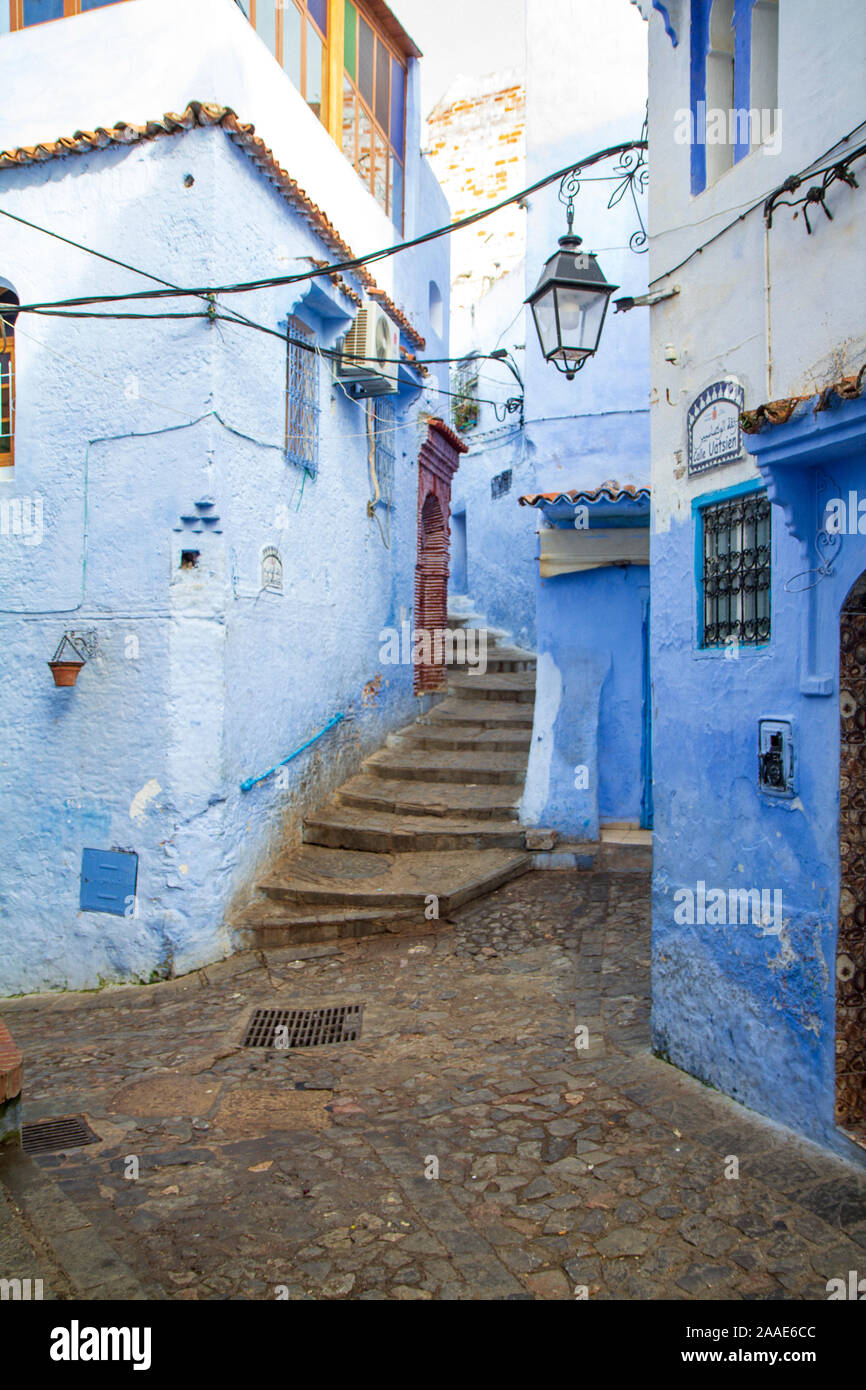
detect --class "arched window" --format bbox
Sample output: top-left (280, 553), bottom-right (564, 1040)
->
top-left (261, 546), bottom-right (283, 592)
top-left (0, 289), bottom-right (19, 468)
top-left (428, 281), bottom-right (443, 339)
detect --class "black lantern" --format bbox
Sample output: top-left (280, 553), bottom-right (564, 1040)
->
top-left (526, 228), bottom-right (618, 379)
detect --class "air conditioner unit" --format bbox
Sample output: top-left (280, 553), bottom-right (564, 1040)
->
top-left (339, 302), bottom-right (400, 396)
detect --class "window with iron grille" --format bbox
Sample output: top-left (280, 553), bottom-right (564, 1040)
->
top-left (371, 397), bottom-right (394, 506)
top-left (452, 358), bottom-right (479, 433)
top-left (700, 489), bottom-right (771, 647)
top-left (491, 469), bottom-right (512, 500)
top-left (286, 317), bottom-right (319, 477)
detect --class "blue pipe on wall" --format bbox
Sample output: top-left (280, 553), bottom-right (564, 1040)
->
top-left (240, 713), bottom-right (345, 792)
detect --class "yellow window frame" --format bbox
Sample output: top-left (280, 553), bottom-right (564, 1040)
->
top-left (0, 335), bottom-right (15, 468)
top-left (9, 1), bottom-right (131, 29)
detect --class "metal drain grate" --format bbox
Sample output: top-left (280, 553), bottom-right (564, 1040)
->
top-left (21, 1115), bottom-right (100, 1155)
top-left (243, 1005), bottom-right (363, 1049)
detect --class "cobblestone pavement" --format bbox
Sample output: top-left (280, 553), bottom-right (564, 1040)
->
top-left (3, 869), bottom-right (866, 1301)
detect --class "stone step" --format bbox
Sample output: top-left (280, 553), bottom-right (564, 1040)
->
top-left (447, 647), bottom-right (537, 673)
top-left (337, 774), bottom-right (522, 820)
top-left (258, 846), bottom-right (532, 911)
top-left (303, 804), bottom-right (527, 853)
top-left (446, 615), bottom-right (512, 643)
top-left (447, 671), bottom-right (536, 703)
top-left (232, 899), bottom-right (421, 947)
top-left (389, 723), bottom-right (531, 753)
top-left (597, 837), bottom-right (653, 873)
top-left (426, 697), bottom-right (534, 729)
top-left (363, 747), bottom-right (528, 786)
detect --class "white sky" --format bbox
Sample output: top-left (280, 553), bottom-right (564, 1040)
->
top-left (388, 0), bottom-right (526, 119)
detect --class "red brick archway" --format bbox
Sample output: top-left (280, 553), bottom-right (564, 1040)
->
top-left (414, 419), bottom-right (467, 694)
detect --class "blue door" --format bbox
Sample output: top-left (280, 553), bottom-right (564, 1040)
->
top-left (640, 598), bottom-right (653, 830)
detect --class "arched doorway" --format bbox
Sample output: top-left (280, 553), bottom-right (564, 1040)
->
top-left (837, 570), bottom-right (866, 1144)
top-left (414, 420), bottom-right (466, 697)
top-left (414, 492), bottom-right (448, 694)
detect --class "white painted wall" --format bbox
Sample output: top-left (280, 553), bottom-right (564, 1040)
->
top-left (0, 2), bottom-right (453, 994)
top-left (0, 0), bottom-right (420, 311)
top-left (645, 0), bottom-right (866, 535)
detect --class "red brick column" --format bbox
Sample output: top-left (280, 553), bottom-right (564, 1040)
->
top-left (414, 419), bottom-right (467, 694)
top-left (0, 1017), bottom-right (22, 1146)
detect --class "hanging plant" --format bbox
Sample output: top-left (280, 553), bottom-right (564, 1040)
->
top-left (48, 633), bottom-right (87, 688)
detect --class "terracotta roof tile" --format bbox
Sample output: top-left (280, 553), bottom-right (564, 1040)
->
top-left (0, 101), bottom-right (425, 350)
top-left (741, 366), bottom-right (866, 434)
top-left (519, 480), bottom-right (650, 506)
top-left (428, 416), bottom-right (469, 454)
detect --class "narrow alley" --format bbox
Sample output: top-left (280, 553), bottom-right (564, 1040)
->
top-left (3, 868), bottom-right (864, 1301)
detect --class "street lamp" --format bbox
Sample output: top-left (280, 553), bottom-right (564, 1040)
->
top-left (526, 213), bottom-right (619, 379)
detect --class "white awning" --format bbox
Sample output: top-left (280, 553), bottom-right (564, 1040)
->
top-left (538, 527), bottom-right (650, 578)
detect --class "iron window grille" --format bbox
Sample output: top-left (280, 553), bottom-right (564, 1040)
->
top-left (452, 358), bottom-right (480, 433)
top-left (491, 469), bottom-right (512, 500)
top-left (700, 490), bottom-right (771, 647)
top-left (372, 397), bottom-right (395, 506)
top-left (286, 317), bottom-right (319, 477)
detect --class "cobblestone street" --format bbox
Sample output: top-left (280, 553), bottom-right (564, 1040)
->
top-left (3, 868), bottom-right (866, 1301)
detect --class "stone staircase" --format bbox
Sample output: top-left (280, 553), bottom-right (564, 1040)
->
top-left (231, 599), bottom-right (539, 948)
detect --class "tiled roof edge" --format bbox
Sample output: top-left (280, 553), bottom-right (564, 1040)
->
top-left (741, 366), bottom-right (866, 435)
top-left (0, 100), bottom-right (426, 350)
top-left (428, 416), bottom-right (469, 454)
top-left (518, 481), bottom-right (651, 506)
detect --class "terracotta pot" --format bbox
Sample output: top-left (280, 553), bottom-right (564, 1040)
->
top-left (48, 659), bottom-right (84, 688)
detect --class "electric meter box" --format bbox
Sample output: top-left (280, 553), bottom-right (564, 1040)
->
top-left (758, 718), bottom-right (795, 798)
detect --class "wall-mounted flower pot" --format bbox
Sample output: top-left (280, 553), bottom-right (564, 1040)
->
top-left (48, 659), bottom-right (84, 687)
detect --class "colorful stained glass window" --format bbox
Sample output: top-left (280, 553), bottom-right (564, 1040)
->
top-left (358, 14), bottom-right (375, 106)
top-left (344, 0), bottom-right (357, 79)
top-left (22, 0), bottom-right (64, 23)
top-left (390, 57), bottom-right (405, 150)
top-left (342, 1), bottom-right (407, 226)
top-left (308, 0), bottom-right (327, 35)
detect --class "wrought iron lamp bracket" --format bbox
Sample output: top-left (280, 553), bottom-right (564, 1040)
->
top-left (556, 110), bottom-right (649, 254)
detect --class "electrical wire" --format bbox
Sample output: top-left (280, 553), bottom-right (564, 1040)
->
top-left (0, 202), bottom-right (296, 345)
top-left (0, 172), bottom-right (536, 415)
top-left (6, 138), bottom-right (647, 314)
top-left (15, 313), bottom-right (480, 448)
top-left (22, 303), bottom-right (523, 409)
top-left (648, 123), bottom-right (866, 287)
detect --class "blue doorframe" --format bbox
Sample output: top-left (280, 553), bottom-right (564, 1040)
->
top-left (640, 596), bottom-right (653, 830)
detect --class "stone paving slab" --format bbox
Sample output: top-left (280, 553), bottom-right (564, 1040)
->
top-left (1, 869), bottom-right (865, 1301)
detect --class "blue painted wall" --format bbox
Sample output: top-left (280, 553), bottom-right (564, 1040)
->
top-left (447, 0), bottom-right (651, 836)
top-left (522, 561), bottom-right (650, 837)
top-left (0, 108), bottom-right (450, 994)
top-left (651, 397), bottom-right (866, 1161)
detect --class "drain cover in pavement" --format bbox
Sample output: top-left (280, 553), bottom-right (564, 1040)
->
top-left (243, 1005), bottom-right (363, 1049)
top-left (21, 1115), bottom-right (100, 1155)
